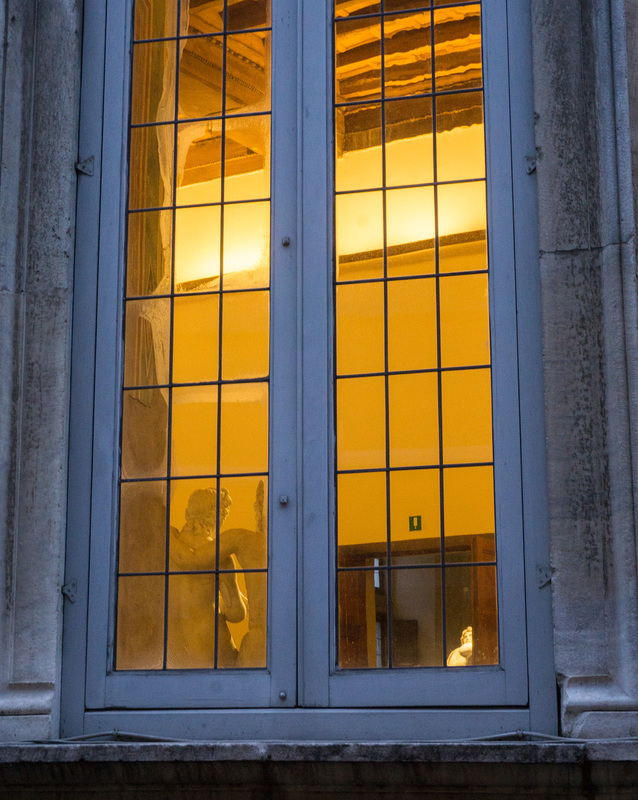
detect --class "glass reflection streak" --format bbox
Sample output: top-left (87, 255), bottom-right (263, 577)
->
top-left (116, 0), bottom-right (271, 672)
top-left (334, 1), bottom-right (499, 670)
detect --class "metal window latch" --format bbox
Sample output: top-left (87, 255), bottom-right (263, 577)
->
top-left (525, 155), bottom-right (537, 175)
top-left (75, 156), bottom-right (94, 177)
top-left (62, 580), bottom-right (77, 603)
top-left (536, 565), bottom-right (551, 589)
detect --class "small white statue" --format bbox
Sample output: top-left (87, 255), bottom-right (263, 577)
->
top-left (447, 626), bottom-right (473, 667)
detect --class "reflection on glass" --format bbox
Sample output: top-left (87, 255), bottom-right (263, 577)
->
top-left (116, 576), bottom-right (165, 670)
top-left (442, 368), bottom-right (493, 464)
top-left (124, 298), bottom-right (170, 388)
top-left (337, 376), bottom-right (386, 470)
top-left (222, 291), bottom-right (269, 380)
top-left (224, 115), bottom-right (270, 202)
top-left (119, 481), bottom-right (167, 574)
top-left (391, 567), bottom-right (443, 666)
top-left (387, 278), bottom-right (437, 371)
top-left (335, 105), bottom-right (383, 193)
top-left (339, 569), bottom-right (388, 668)
top-left (131, 41), bottom-right (176, 125)
top-left (336, 282), bottom-right (385, 376)
top-left (335, 18), bottom-right (382, 103)
top-left (384, 11), bottom-right (432, 99)
top-left (433, 5), bottom-right (482, 92)
top-left (171, 386), bottom-right (219, 476)
top-left (127, 210), bottom-right (172, 297)
top-left (385, 97), bottom-right (433, 187)
top-left (440, 273), bottom-right (490, 367)
top-left (445, 565), bottom-right (499, 666)
top-left (173, 294), bottom-right (220, 384)
top-left (220, 382), bottom-right (269, 474)
top-left (388, 372), bottom-right (439, 467)
top-left (338, 471), bottom-right (387, 567)
top-left (129, 125), bottom-right (173, 210)
top-left (121, 388), bottom-right (168, 480)
top-left (226, 33), bottom-right (271, 114)
top-left (336, 191), bottom-right (384, 282)
top-left (175, 205), bottom-right (222, 292)
top-left (436, 92), bottom-right (485, 182)
top-left (389, 469), bottom-right (440, 562)
top-left (223, 201), bottom-right (270, 290)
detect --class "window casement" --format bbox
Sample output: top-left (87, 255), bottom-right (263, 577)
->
top-left (62, 0), bottom-right (556, 739)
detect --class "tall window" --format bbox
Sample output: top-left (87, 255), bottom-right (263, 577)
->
top-left (64, 0), bottom-right (554, 738)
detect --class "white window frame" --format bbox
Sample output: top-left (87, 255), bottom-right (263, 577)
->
top-left (62, 0), bottom-right (557, 740)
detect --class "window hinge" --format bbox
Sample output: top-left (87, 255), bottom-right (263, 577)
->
top-left (62, 580), bottom-right (77, 603)
top-left (536, 565), bottom-right (551, 589)
top-left (75, 156), bottom-right (94, 177)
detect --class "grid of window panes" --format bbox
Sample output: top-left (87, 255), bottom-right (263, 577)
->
top-left (116, 0), bottom-right (271, 671)
top-left (334, 0), bottom-right (498, 669)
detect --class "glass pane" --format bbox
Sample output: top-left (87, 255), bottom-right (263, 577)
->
top-left (444, 465), bottom-right (495, 552)
top-left (127, 209), bottom-right (172, 297)
top-left (121, 388), bottom-right (168, 479)
top-left (179, 35), bottom-right (224, 120)
top-left (129, 125), bottom-right (173, 210)
top-left (335, 0), bottom-right (380, 18)
top-left (222, 201), bottom-right (270, 290)
top-left (116, 576), bottom-right (165, 670)
top-left (335, 104), bottom-right (383, 192)
top-left (388, 372), bottom-right (439, 467)
top-left (131, 41), bottom-right (176, 125)
top-left (445, 565), bottom-right (499, 666)
top-left (338, 569), bottom-right (388, 668)
top-left (175, 205), bottom-right (222, 292)
top-left (336, 376), bottom-right (386, 470)
top-left (436, 91), bottom-right (485, 183)
top-left (221, 290), bottom-right (270, 380)
top-left (226, 32), bottom-right (271, 114)
top-left (433, 5), bottom-right (482, 92)
top-left (335, 18), bottom-right (382, 103)
top-left (335, 191), bottom-right (384, 282)
top-left (119, 481), bottom-right (167, 574)
top-left (224, 115), bottom-right (271, 202)
top-left (222, 571), bottom-right (267, 667)
top-left (385, 0), bottom-right (431, 10)
top-left (440, 273), bottom-right (490, 368)
top-left (385, 97), bottom-right (433, 187)
top-left (386, 186), bottom-right (435, 277)
top-left (390, 469), bottom-right (440, 563)
top-left (337, 471), bottom-right (387, 568)
top-left (219, 476), bottom-right (268, 570)
top-left (167, 574), bottom-right (216, 669)
top-left (387, 278), bottom-right (437, 371)
top-left (134, 0), bottom-right (178, 39)
top-left (391, 567), bottom-right (443, 666)
top-left (219, 382), bottom-right (269, 474)
top-left (124, 298), bottom-right (170, 388)
top-left (441, 368), bottom-right (493, 464)
top-left (169, 478), bottom-right (219, 570)
top-left (437, 181), bottom-right (486, 271)
top-left (177, 120), bottom-right (223, 206)
top-left (384, 11), bottom-right (432, 99)
top-left (172, 294), bottom-right (220, 384)
top-left (171, 385), bottom-right (219, 476)
top-left (336, 281), bottom-right (385, 376)
top-left (228, 0), bottom-right (270, 31)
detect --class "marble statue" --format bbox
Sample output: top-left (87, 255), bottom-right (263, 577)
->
top-left (446, 626), bottom-right (473, 667)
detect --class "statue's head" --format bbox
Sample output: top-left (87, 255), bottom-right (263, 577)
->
top-left (184, 487), bottom-right (232, 531)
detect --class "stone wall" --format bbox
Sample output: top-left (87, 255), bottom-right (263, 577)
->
top-left (0, 0), bottom-right (82, 740)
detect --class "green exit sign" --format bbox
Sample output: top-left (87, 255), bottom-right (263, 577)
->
top-left (409, 516), bottom-right (422, 532)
